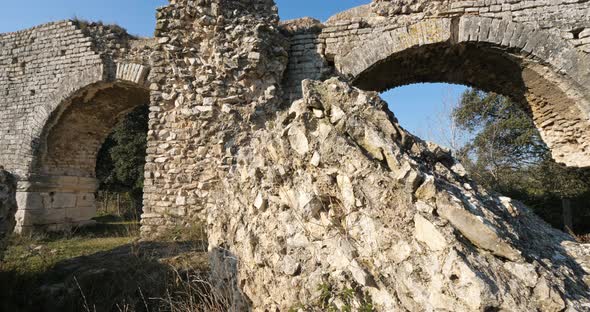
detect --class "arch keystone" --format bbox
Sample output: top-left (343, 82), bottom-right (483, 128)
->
top-left (115, 62), bottom-right (150, 86)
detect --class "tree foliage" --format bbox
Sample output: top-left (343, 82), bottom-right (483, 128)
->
top-left (96, 105), bottom-right (148, 210)
top-left (453, 89), bottom-right (590, 231)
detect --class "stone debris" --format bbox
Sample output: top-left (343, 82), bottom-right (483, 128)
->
top-left (310, 151), bottom-right (321, 167)
top-left (414, 213), bottom-right (447, 251)
top-left (208, 77), bottom-right (590, 311)
top-left (437, 194), bottom-right (522, 262)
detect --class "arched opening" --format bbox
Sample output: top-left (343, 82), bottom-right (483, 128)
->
top-left (15, 81), bottom-right (150, 232)
top-left (95, 104), bottom-right (148, 221)
top-left (354, 42), bottom-right (527, 102)
top-left (381, 82), bottom-right (468, 148)
top-left (304, 9), bottom-right (590, 242)
top-left (331, 15), bottom-right (590, 170)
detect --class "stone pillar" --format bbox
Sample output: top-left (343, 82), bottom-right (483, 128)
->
top-left (141, 0), bottom-right (288, 238)
top-left (15, 176), bottom-right (98, 233)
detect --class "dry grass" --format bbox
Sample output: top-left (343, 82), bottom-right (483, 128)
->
top-left (0, 216), bottom-right (232, 312)
top-left (72, 263), bottom-right (231, 312)
top-left (154, 268), bottom-right (230, 312)
top-left (2, 217), bottom-right (139, 275)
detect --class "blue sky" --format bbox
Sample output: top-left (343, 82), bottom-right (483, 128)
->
top-left (0, 0), bottom-right (467, 148)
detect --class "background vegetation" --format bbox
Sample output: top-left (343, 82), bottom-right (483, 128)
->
top-left (96, 104), bottom-right (149, 218)
top-left (452, 89), bottom-right (590, 235)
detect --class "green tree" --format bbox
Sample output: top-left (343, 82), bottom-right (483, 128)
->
top-left (96, 105), bottom-right (148, 214)
top-left (453, 89), bottom-right (590, 232)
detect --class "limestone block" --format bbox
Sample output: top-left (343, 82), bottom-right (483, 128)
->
top-left (50, 193), bottom-right (77, 209)
top-left (287, 124), bottom-right (309, 155)
top-left (76, 193), bottom-right (95, 208)
top-left (310, 151), bottom-right (321, 167)
top-left (336, 174), bottom-right (355, 211)
top-left (348, 259), bottom-right (372, 287)
top-left (533, 277), bottom-right (566, 312)
top-left (15, 206), bottom-right (66, 226)
top-left (253, 192), bottom-right (267, 211)
top-left (281, 255), bottom-right (300, 276)
top-left (415, 175), bottom-right (437, 202)
top-left (504, 262), bottom-right (538, 288)
top-left (414, 213), bottom-right (447, 251)
top-left (15, 192), bottom-right (43, 210)
top-left (437, 196), bottom-right (521, 261)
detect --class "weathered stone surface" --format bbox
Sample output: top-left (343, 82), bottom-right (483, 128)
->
top-left (207, 77), bottom-right (590, 310)
top-left (414, 213), bottom-right (447, 251)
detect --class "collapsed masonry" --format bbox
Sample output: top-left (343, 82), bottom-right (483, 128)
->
top-left (0, 0), bottom-right (589, 234)
top-left (212, 76), bottom-right (590, 311)
top-left (2, 0), bottom-right (590, 310)
top-left (150, 0), bottom-right (590, 310)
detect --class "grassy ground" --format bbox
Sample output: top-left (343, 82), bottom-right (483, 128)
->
top-left (2, 216), bottom-right (139, 275)
top-left (0, 215), bottom-right (214, 312)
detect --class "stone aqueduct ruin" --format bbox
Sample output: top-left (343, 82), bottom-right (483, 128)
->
top-left (0, 0), bottom-right (588, 232)
top-left (2, 0), bottom-right (590, 310)
top-left (0, 0), bottom-right (587, 232)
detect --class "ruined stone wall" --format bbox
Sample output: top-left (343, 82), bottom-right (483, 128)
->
top-left (1, 0), bottom-right (589, 233)
top-left (281, 0), bottom-right (590, 168)
top-left (141, 0), bottom-right (288, 236)
top-left (0, 21), bottom-right (104, 178)
top-left (135, 0), bottom-right (590, 310)
top-left (0, 21), bottom-right (153, 178)
top-left (0, 21), bottom-right (153, 232)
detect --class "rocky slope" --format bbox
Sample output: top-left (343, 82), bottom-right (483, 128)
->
top-left (208, 78), bottom-right (590, 311)
top-left (109, 0), bottom-right (590, 310)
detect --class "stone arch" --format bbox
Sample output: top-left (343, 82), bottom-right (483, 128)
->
top-left (335, 17), bottom-right (590, 168)
top-left (15, 62), bottom-right (150, 232)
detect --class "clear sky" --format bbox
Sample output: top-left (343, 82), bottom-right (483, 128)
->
top-left (0, 0), bottom-right (467, 148)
